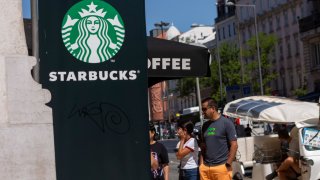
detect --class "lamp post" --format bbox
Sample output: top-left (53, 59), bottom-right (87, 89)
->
top-left (226, 1), bottom-right (264, 95)
top-left (215, 25), bottom-right (224, 103)
top-left (154, 21), bottom-right (170, 38)
top-left (167, 93), bottom-right (173, 123)
top-left (154, 21), bottom-right (169, 139)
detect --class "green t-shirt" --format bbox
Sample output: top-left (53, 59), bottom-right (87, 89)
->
top-left (201, 116), bottom-right (237, 166)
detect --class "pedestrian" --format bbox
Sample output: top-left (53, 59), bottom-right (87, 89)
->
top-left (234, 120), bottom-right (246, 138)
top-left (150, 122), bottom-right (170, 180)
top-left (176, 121), bottom-right (200, 180)
top-left (265, 127), bottom-right (301, 180)
top-left (199, 97), bottom-right (238, 180)
top-left (244, 124), bottom-right (252, 137)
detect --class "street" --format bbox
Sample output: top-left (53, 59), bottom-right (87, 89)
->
top-left (168, 152), bottom-right (180, 180)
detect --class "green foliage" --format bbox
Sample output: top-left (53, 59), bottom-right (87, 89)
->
top-left (243, 32), bottom-right (278, 95)
top-left (199, 42), bottom-right (241, 103)
top-left (177, 33), bottom-right (278, 105)
top-left (175, 78), bottom-right (196, 97)
top-left (293, 87), bottom-right (307, 97)
top-left (219, 43), bottom-right (242, 86)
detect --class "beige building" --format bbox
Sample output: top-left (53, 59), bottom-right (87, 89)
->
top-left (298, 0), bottom-right (320, 95)
top-left (215, 0), bottom-right (309, 97)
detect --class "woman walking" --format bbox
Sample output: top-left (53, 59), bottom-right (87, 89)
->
top-left (176, 121), bottom-right (200, 180)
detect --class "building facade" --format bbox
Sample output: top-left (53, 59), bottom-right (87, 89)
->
top-left (215, 0), bottom-right (308, 97)
top-left (298, 0), bottom-right (320, 94)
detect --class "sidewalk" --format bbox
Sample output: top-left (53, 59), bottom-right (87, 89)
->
top-left (168, 152), bottom-right (180, 179)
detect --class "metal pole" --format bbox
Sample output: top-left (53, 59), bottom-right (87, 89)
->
top-left (31, 0), bottom-right (39, 82)
top-left (196, 78), bottom-right (204, 126)
top-left (227, 2), bottom-right (263, 95)
top-left (148, 90), bottom-right (151, 121)
top-left (216, 25), bottom-right (223, 102)
top-left (160, 26), bottom-right (164, 38)
top-left (236, 7), bottom-right (244, 84)
top-left (318, 97), bottom-right (320, 129)
top-left (167, 86), bottom-right (170, 124)
top-left (253, 6), bottom-right (264, 95)
top-left (252, 6), bottom-right (267, 132)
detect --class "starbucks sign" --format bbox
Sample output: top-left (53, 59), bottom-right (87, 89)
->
top-left (61, 0), bottom-right (125, 63)
top-left (39, 0), bottom-right (149, 179)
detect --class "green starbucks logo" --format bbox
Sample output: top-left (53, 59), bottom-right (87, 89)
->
top-left (61, 0), bottom-right (125, 63)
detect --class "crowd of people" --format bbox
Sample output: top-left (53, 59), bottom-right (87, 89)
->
top-left (149, 97), bottom-right (303, 180)
top-left (150, 97), bottom-right (238, 180)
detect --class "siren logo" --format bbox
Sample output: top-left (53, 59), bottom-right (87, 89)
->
top-left (61, 0), bottom-right (125, 63)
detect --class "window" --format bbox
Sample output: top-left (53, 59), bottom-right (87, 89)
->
top-left (259, 0), bottom-right (263, 14)
top-left (262, 21), bottom-right (266, 32)
top-left (223, 27), bottom-right (225, 39)
top-left (291, 7), bottom-right (297, 24)
top-left (279, 40), bottom-right (283, 61)
top-left (300, 5), bottom-right (304, 18)
top-left (312, 43), bottom-right (320, 66)
top-left (271, 50), bottom-right (276, 63)
top-left (276, 15), bottom-right (281, 30)
top-left (269, 18), bottom-right (273, 32)
top-left (218, 29), bottom-right (221, 41)
top-left (242, 31), bottom-right (246, 43)
top-left (284, 10), bottom-right (289, 27)
top-left (228, 24), bottom-right (231, 37)
top-left (290, 73), bottom-right (294, 90)
top-left (294, 34), bottom-right (300, 56)
top-left (296, 68), bottom-right (301, 87)
top-left (287, 42), bottom-right (291, 58)
top-left (276, 78), bottom-right (280, 91)
top-left (233, 22), bottom-right (236, 36)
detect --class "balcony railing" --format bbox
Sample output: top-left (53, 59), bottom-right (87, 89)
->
top-left (215, 11), bottom-right (236, 23)
top-left (299, 12), bottom-right (320, 33)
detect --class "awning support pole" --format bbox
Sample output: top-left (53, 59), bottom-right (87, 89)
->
top-left (196, 77), bottom-right (203, 126)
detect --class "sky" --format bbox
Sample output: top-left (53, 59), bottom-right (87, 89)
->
top-left (22, 0), bottom-right (31, 18)
top-left (145, 0), bottom-right (217, 33)
top-left (22, 0), bottom-right (217, 33)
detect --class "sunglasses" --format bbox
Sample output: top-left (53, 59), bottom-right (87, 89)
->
top-left (202, 107), bottom-right (211, 112)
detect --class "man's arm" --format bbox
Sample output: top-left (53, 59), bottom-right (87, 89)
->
top-left (199, 154), bottom-right (204, 165)
top-left (163, 164), bottom-right (169, 180)
top-left (225, 118), bottom-right (238, 169)
top-left (226, 140), bottom-right (238, 170)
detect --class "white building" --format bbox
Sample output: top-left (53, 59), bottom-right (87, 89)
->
top-left (179, 24), bottom-right (214, 45)
top-left (166, 24), bottom-right (181, 40)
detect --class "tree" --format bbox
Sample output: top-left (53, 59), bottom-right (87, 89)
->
top-left (219, 42), bottom-right (242, 86)
top-left (199, 42), bottom-right (242, 105)
top-left (243, 32), bottom-right (278, 95)
top-left (175, 78), bottom-right (196, 97)
top-left (177, 33), bottom-right (277, 106)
